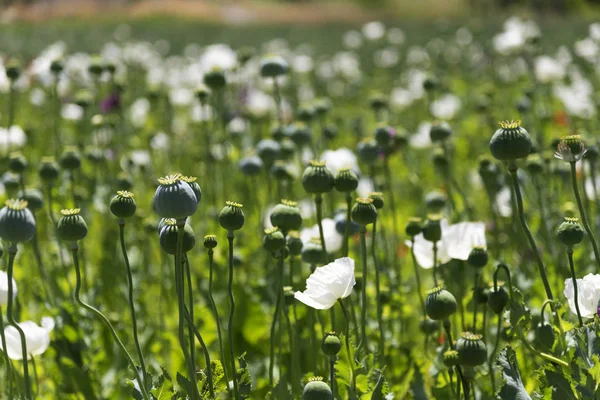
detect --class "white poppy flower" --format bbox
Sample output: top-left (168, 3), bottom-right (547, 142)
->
top-left (563, 273), bottom-right (600, 319)
top-left (300, 218), bottom-right (343, 253)
top-left (406, 219), bottom-right (486, 269)
top-left (356, 177), bottom-right (374, 199)
top-left (61, 104), bottom-right (84, 121)
top-left (0, 125), bottom-right (27, 153)
top-left (430, 94), bottom-right (461, 120)
top-left (320, 148), bottom-right (359, 175)
top-left (1, 317), bottom-right (55, 360)
top-left (0, 270), bottom-right (17, 307)
top-left (294, 257), bottom-right (356, 310)
top-left (534, 56), bottom-right (565, 83)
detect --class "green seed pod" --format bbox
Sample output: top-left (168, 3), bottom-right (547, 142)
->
top-left (88, 56), bottom-right (104, 76)
top-left (423, 76), bottom-right (438, 92)
top-left (424, 190), bottom-right (447, 213)
top-left (3, 173), bottom-right (19, 195)
top-left (526, 154), bottom-right (544, 175)
top-left (489, 120), bottom-right (532, 161)
top-left (432, 147), bottom-right (448, 169)
top-left (297, 105), bottom-right (316, 123)
top-left (405, 217), bottom-right (423, 237)
top-left (219, 201), bottom-right (245, 231)
top-left (429, 121), bottom-right (452, 143)
top-left (270, 125), bottom-right (286, 141)
top-left (39, 156), bottom-right (60, 184)
top-left (314, 98), bottom-right (331, 116)
top-left (322, 332), bottom-right (342, 358)
top-left (351, 198), bottom-right (378, 226)
top-left (116, 173), bottom-right (134, 191)
top-left (203, 234), bottom-right (217, 249)
top-left (474, 286), bottom-right (489, 305)
top-left (322, 125), bottom-right (338, 140)
top-left (270, 161), bottom-right (294, 181)
top-left (287, 231), bottom-right (303, 256)
top-left (256, 139), bottom-right (281, 166)
top-left (260, 55), bottom-right (289, 78)
top-left (467, 247), bottom-right (488, 268)
top-left (8, 152), bottom-right (27, 174)
top-left (0, 200), bottom-right (36, 243)
top-left (419, 318), bottom-right (439, 335)
top-left (557, 217), bottom-right (585, 247)
top-left (59, 147), bottom-right (82, 171)
top-left (456, 332), bottom-right (487, 366)
top-left (303, 376), bottom-right (332, 400)
top-left (204, 68), bottom-right (227, 90)
top-left (239, 156), bottom-right (263, 176)
top-left (302, 161), bottom-right (334, 194)
top-left (334, 168), bottom-right (359, 193)
top-left (284, 286), bottom-right (295, 306)
top-left (356, 139), bottom-right (379, 165)
top-left (180, 176), bottom-right (202, 204)
top-left (374, 124), bottom-right (393, 148)
top-left (56, 209), bottom-right (88, 243)
top-left (290, 123), bottom-right (312, 147)
top-left (153, 174), bottom-right (198, 220)
top-left (19, 188), bottom-right (44, 212)
top-left (301, 238), bottom-right (324, 264)
top-left (280, 138), bottom-right (296, 159)
top-left (422, 215), bottom-right (442, 243)
top-left (195, 84), bottom-right (211, 103)
top-left (159, 219), bottom-right (196, 254)
top-left (556, 135), bottom-right (586, 163)
top-left (585, 146), bottom-right (599, 163)
top-left (263, 227), bottom-right (286, 253)
top-left (369, 92), bottom-right (388, 111)
top-left (443, 350), bottom-right (460, 368)
top-left (270, 200), bottom-right (303, 232)
top-left (5, 60), bottom-right (21, 81)
top-left (425, 286), bottom-right (457, 320)
top-left (105, 62), bottom-right (117, 75)
top-left (535, 322), bottom-right (555, 351)
top-left (74, 90), bottom-right (94, 109)
top-left (86, 147), bottom-right (104, 164)
top-left (487, 286), bottom-right (509, 315)
top-left (110, 191), bottom-right (137, 219)
top-left (368, 192), bottom-right (384, 209)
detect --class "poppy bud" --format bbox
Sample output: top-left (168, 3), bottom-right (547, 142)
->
top-left (270, 200), bottom-right (303, 232)
top-left (487, 286), bottom-right (509, 315)
top-left (260, 55), bottom-right (289, 78)
top-left (303, 376), bottom-right (332, 400)
top-left (5, 60), bottom-right (21, 81)
top-left (301, 239), bottom-right (324, 264)
top-left (287, 231), bottom-right (303, 256)
top-left (456, 332), bottom-right (487, 366)
top-left (334, 168), bottom-right (359, 193)
top-left (525, 154), bottom-right (544, 175)
top-left (297, 105), bottom-right (315, 123)
top-left (467, 247), bottom-right (488, 268)
top-left (56, 209), bottom-right (87, 243)
top-left (203, 68), bottom-right (227, 90)
top-left (302, 161), bottom-right (334, 194)
top-left (256, 139), bottom-right (281, 166)
top-left (374, 124), bottom-right (393, 148)
top-left (219, 201), bottom-right (245, 231)
top-left (39, 157), bottom-right (60, 184)
top-left (368, 92), bottom-right (388, 111)
top-left (0, 199), bottom-right (36, 243)
top-left (322, 332), bottom-right (342, 358)
top-left (368, 192), bottom-right (384, 209)
top-left (153, 174), bottom-right (198, 220)
top-left (239, 156), bottom-right (263, 176)
top-left (88, 56), bottom-right (104, 76)
top-left (263, 227), bottom-right (286, 253)
top-left (419, 318), bottom-right (439, 335)
top-left (489, 120), bottom-right (532, 161)
top-left (422, 215), bottom-right (442, 243)
top-left (535, 322), bottom-right (555, 351)
top-left (425, 286), bottom-right (457, 320)
top-left (159, 219), bottom-right (196, 254)
top-left (351, 198), bottom-right (378, 226)
top-left (195, 84), bottom-right (211, 103)
top-left (180, 176), bottom-right (202, 205)
top-left (3, 174), bottom-right (19, 195)
top-left (290, 123), bottom-right (312, 147)
top-left (8, 152), bottom-right (27, 174)
top-left (203, 234), bottom-right (217, 249)
top-left (405, 217), bottom-right (423, 237)
top-left (110, 191), bottom-right (136, 219)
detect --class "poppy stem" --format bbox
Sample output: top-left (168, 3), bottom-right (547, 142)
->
top-left (6, 245), bottom-right (31, 400)
top-left (338, 299), bottom-right (356, 394)
top-left (432, 242), bottom-right (439, 287)
top-left (314, 194), bottom-right (329, 263)
top-left (569, 161), bottom-right (600, 268)
top-left (410, 238), bottom-right (426, 317)
top-left (269, 253), bottom-right (284, 387)
top-left (358, 226), bottom-right (368, 353)
top-left (566, 248), bottom-right (584, 327)
top-left (372, 219), bottom-right (385, 362)
top-left (0, 306), bottom-right (14, 398)
top-left (227, 231), bottom-right (241, 400)
top-left (343, 193), bottom-right (352, 258)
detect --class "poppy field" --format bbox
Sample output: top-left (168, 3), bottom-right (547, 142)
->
top-left (1, 14), bottom-right (600, 399)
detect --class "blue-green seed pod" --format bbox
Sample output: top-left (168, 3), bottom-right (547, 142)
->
top-left (368, 192), bottom-right (384, 209)
top-left (356, 139), bottom-right (379, 165)
top-left (59, 147), bottom-right (82, 171)
top-left (8, 152), bottom-right (27, 174)
top-left (302, 160), bottom-right (334, 194)
top-left (425, 191), bottom-right (447, 213)
top-left (489, 120), bottom-right (532, 161)
top-left (290, 123), bottom-right (312, 147)
top-left (488, 286), bottom-right (509, 315)
top-left (374, 125), bottom-right (393, 148)
top-left (351, 198), bottom-right (378, 226)
top-left (422, 215), bottom-right (442, 243)
top-left (180, 176), bottom-right (202, 205)
top-left (287, 231), bottom-right (303, 256)
top-left (0, 199), bottom-right (36, 243)
top-left (557, 217), bottom-right (585, 247)
top-left (260, 55), bottom-right (289, 78)
top-left (322, 332), bottom-right (342, 358)
top-left (204, 234), bottom-right (217, 249)
top-left (467, 247), bottom-right (488, 269)
top-left (110, 191), bottom-right (137, 219)
top-left (425, 286), bottom-right (457, 320)
top-left (203, 68), bottom-right (227, 90)
top-left (153, 174), bottom-right (198, 220)
top-left (39, 156), bottom-right (60, 184)
top-left (405, 217), bottom-right (423, 237)
top-left (219, 201), bottom-right (245, 231)
top-left (456, 332), bottom-right (487, 366)
top-left (19, 188), bottom-right (44, 212)
top-left (56, 209), bottom-right (88, 243)
top-left (263, 227), bottom-right (286, 252)
top-left (270, 200), bottom-right (303, 232)
top-left (301, 239), bottom-right (324, 264)
top-left (429, 121), bottom-right (453, 143)
top-left (303, 377), bottom-right (332, 400)
top-left (239, 156), bottom-right (263, 176)
top-left (334, 168), bottom-right (359, 193)
top-left (159, 219), bottom-right (196, 254)
top-left (5, 60), bottom-right (21, 81)
top-left (256, 139), bottom-right (281, 166)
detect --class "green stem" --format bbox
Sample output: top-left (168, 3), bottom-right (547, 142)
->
top-left (372, 220), bottom-right (385, 361)
top-left (7, 245), bottom-right (31, 400)
top-left (343, 194), bottom-right (352, 257)
top-left (207, 248), bottom-right (230, 396)
top-left (329, 359), bottom-right (336, 397)
top-left (119, 222), bottom-right (147, 376)
top-left (570, 162), bottom-right (600, 268)
top-left (269, 254), bottom-right (284, 387)
top-left (183, 255), bottom-right (197, 388)
top-left (339, 299), bottom-right (356, 394)
top-left (0, 306), bottom-right (13, 398)
top-left (566, 249), bottom-right (584, 327)
top-left (273, 78), bottom-right (283, 126)
top-left (315, 194), bottom-right (328, 263)
top-left (410, 238), bottom-right (426, 317)
top-left (433, 241), bottom-right (439, 287)
top-left (490, 314), bottom-right (502, 379)
top-left (359, 227), bottom-right (368, 352)
top-left (31, 227), bottom-right (54, 306)
top-left (472, 270), bottom-right (480, 333)
top-left (227, 232), bottom-right (240, 400)
top-left (70, 244), bottom-right (150, 400)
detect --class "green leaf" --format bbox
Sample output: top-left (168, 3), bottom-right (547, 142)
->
top-left (176, 372), bottom-right (196, 399)
top-left (237, 352), bottom-right (252, 398)
top-left (370, 371), bottom-right (385, 400)
top-left (151, 377), bottom-right (174, 400)
top-left (497, 345), bottom-right (532, 400)
top-left (538, 363), bottom-right (577, 400)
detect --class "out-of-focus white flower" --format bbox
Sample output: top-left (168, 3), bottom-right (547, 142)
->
top-left (293, 55), bottom-right (314, 74)
top-left (297, 199), bottom-right (316, 220)
top-left (390, 88), bottom-right (414, 110)
top-left (61, 104), bottom-right (83, 121)
top-left (151, 132), bottom-right (169, 150)
top-left (1, 317), bottom-right (54, 360)
top-left (294, 257), bottom-right (355, 310)
top-left (0, 126), bottom-right (27, 152)
top-left (430, 94), bottom-right (461, 120)
top-left (493, 17), bottom-right (539, 56)
top-left (590, 23), bottom-right (600, 41)
top-left (374, 47), bottom-right (399, 68)
top-left (228, 117), bottom-right (246, 136)
top-left (495, 186), bottom-right (513, 218)
top-left (554, 73), bottom-right (596, 118)
top-left (343, 30), bottom-right (363, 49)
top-left (29, 88), bottom-right (46, 107)
top-left (410, 121), bottom-right (432, 149)
top-left (0, 270), bottom-right (17, 306)
top-left (300, 218), bottom-right (343, 253)
top-left (357, 178), bottom-right (374, 199)
top-left (169, 87), bottom-right (193, 107)
top-left (387, 27), bottom-right (405, 45)
top-left (130, 150), bottom-right (151, 167)
top-left (534, 56), bottom-right (565, 83)
top-left (244, 89), bottom-right (275, 118)
top-left (574, 38), bottom-right (598, 62)
top-left (201, 44), bottom-right (237, 71)
top-left (406, 219), bottom-right (486, 269)
top-left (564, 273), bottom-right (600, 319)
top-left (362, 21), bottom-right (385, 41)
top-left (130, 98), bottom-right (150, 128)
top-left (320, 148), bottom-right (358, 175)
top-left (456, 27), bottom-right (473, 46)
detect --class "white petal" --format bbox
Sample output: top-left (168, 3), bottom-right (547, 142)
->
top-left (444, 221), bottom-right (487, 261)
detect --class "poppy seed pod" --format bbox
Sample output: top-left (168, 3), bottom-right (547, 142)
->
top-left (356, 139), bottom-right (379, 165)
top-left (19, 188), bottom-right (44, 212)
top-left (219, 201), bottom-right (245, 231)
top-left (39, 157), bottom-right (60, 184)
top-left (5, 60), bottom-right (21, 81)
top-left (301, 239), bottom-right (324, 265)
top-left (110, 191), bottom-right (137, 219)
top-left (425, 286), bottom-right (457, 320)
top-left (467, 247), bottom-right (488, 268)
top-left (322, 332), bottom-right (342, 358)
top-left (59, 147), bottom-right (82, 171)
top-left (555, 135), bottom-right (587, 163)
top-left (203, 68), bottom-right (226, 90)
top-left (75, 90), bottom-right (94, 109)
top-left (3, 174), bottom-right (19, 195)
top-left (456, 332), bottom-right (487, 366)
top-left (443, 350), bottom-right (460, 368)
top-left (314, 98), bottom-right (331, 116)
top-left (116, 173), bottom-right (133, 191)
top-left (297, 105), bottom-right (315, 123)
top-left (195, 84), bottom-right (211, 103)
top-left (429, 121), bottom-right (453, 143)
top-left (263, 227), bottom-right (286, 253)
top-left (422, 215), bottom-right (442, 243)
top-left (270, 161), bottom-right (294, 182)
top-left (290, 123), bottom-right (313, 147)
top-left (489, 120), bottom-right (532, 161)
top-left (405, 217), bottom-right (423, 237)
top-left (159, 220), bottom-right (196, 254)
top-left (302, 161), bottom-right (334, 194)
top-left (525, 154), bottom-right (544, 175)
top-left (56, 209), bottom-right (88, 243)
top-left (368, 192), bottom-right (384, 209)
top-left (180, 176), bottom-right (202, 205)
top-left (260, 55), bottom-right (289, 78)
top-left (88, 56), bottom-right (104, 76)
top-left (423, 76), bottom-right (438, 92)
top-left (323, 125), bottom-right (338, 140)
top-left (0, 200), bottom-right (36, 243)
top-left (280, 139), bottom-right (296, 159)
top-left (239, 156), bottom-right (263, 176)
top-left (419, 318), bottom-right (439, 335)
top-left (203, 234), bottom-right (217, 249)
top-left (351, 198), bottom-right (378, 226)
top-left (271, 200), bottom-right (303, 232)
top-left (557, 217), bottom-right (585, 247)
top-left (432, 147), bottom-right (448, 169)
top-left (369, 92), bottom-right (388, 111)
top-left (303, 377), bottom-right (332, 400)
top-left (424, 190), bottom-right (447, 213)
top-left (374, 125), bottom-right (393, 148)
top-left (153, 174), bottom-right (198, 220)
top-left (287, 231), bottom-right (303, 256)
top-left (585, 146), bottom-right (599, 163)
top-left (256, 139), bottom-right (281, 166)
top-left (334, 168), bottom-right (359, 193)
top-left (487, 286), bottom-right (509, 315)
top-left (8, 152), bottom-right (27, 174)
top-left (535, 322), bottom-right (555, 350)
